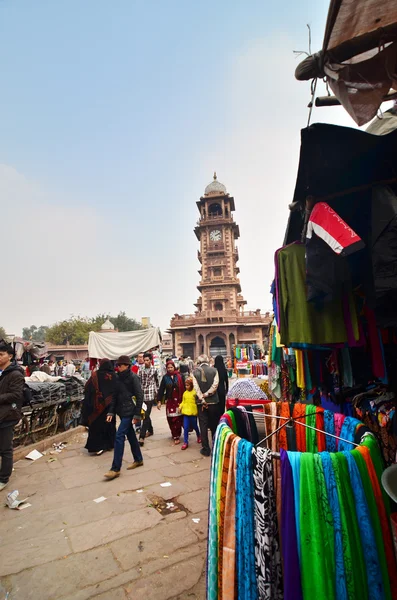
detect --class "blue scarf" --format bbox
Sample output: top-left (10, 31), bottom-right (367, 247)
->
top-left (338, 417), bottom-right (362, 451)
top-left (321, 452), bottom-right (348, 600)
top-left (324, 410), bottom-right (337, 452)
top-left (287, 451), bottom-right (302, 563)
top-left (236, 439), bottom-right (257, 600)
top-left (343, 452), bottom-right (384, 600)
top-left (206, 422), bottom-right (228, 600)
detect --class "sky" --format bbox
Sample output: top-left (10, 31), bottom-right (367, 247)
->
top-left (0, 0), bottom-right (366, 335)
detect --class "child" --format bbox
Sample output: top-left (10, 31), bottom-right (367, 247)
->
top-left (179, 378), bottom-right (201, 450)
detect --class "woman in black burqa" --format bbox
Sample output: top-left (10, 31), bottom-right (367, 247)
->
top-left (81, 359), bottom-right (116, 454)
top-left (214, 355), bottom-right (228, 415)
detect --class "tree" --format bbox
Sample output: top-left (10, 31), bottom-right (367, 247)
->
top-left (22, 325), bottom-right (49, 342)
top-left (109, 311), bottom-right (143, 332)
top-left (0, 326), bottom-right (7, 341)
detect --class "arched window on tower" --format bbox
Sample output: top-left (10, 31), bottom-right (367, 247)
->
top-left (208, 203), bottom-right (222, 217)
top-left (214, 302), bottom-right (223, 311)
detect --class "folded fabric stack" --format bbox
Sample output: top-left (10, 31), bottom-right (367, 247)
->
top-left (227, 379), bottom-right (268, 400)
top-left (25, 382), bottom-right (67, 406)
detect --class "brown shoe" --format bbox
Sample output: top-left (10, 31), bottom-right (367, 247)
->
top-left (104, 470), bottom-right (120, 480)
top-left (127, 461), bottom-right (144, 470)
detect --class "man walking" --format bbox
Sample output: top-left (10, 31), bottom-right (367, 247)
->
top-left (138, 352), bottom-right (159, 446)
top-left (192, 354), bottom-right (220, 457)
top-left (104, 355), bottom-right (144, 480)
top-left (131, 352), bottom-right (144, 374)
top-left (0, 342), bottom-right (24, 490)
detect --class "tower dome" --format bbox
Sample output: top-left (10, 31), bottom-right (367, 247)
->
top-left (204, 172), bottom-right (227, 196)
top-left (101, 319), bottom-right (115, 331)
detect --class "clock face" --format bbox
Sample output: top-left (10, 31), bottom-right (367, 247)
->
top-left (210, 229), bottom-right (222, 242)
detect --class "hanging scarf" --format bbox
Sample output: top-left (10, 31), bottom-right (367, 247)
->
top-left (305, 404), bottom-right (317, 452)
top-left (279, 402), bottom-right (290, 450)
top-left (357, 445), bottom-right (397, 600)
top-left (360, 434), bottom-right (391, 516)
top-left (280, 449), bottom-right (302, 600)
top-left (207, 423), bottom-right (228, 600)
top-left (315, 406), bottom-right (326, 451)
top-left (236, 439), bottom-right (257, 600)
top-left (332, 453), bottom-right (368, 600)
top-left (352, 448), bottom-right (392, 600)
top-left (222, 436), bottom-right (239, 600)
top-left (287, 451), bottom-right (302, 563)
top-left (226, 410), bottom-right (237, 434)
top-left (293, 403), bottom-right (306, 451)
top-left (342, 451), bottom-right (384, 600)
top-left (338, 417), bottom-right (362, 451)
top-left (299, 453), bottom-right (335, 599)
top-left (321, 452), bottom-right (348, 600)
top-left (313, 454), bottom-right (336, 595)
top-left (324, 409), bottom-right (337, 452)
top-left (218, 431), bottom-right (237, 598)
top-left (334, 414), bottom-right (346, 450)
top-left (252, 447), bottom-right (283, 600)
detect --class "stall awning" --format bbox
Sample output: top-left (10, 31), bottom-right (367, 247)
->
top-left (88, 328), bottom-right (162, 360)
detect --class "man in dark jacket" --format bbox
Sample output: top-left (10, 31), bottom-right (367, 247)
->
top-left (0, 342), bottom-right (24, 490)
top-left (104, 355), bottom-right (144, 480)
top-left (192, 354), bottom-right (220, 457)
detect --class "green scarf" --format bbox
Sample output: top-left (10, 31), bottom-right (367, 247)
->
top-left (305, 404), bottom-right (317, 452)
top-left (299, 453), bottom-right (335, 599)
top-left (216, 428), bottom-right (232, 523)
top-left (226, 410), bottom-right (237, 434)
top-left (361, 434), bottom-right (390, 516)
top-left (331, 453), bottom-right (368, 600)
top-left (351, 449), bottom-right (391, 600)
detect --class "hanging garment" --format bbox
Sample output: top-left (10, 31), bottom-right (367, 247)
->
top-left (321, 452), bottom-right (348, 600)
top-left (315, 407), bottom-right (326, 452)
top-left (332, 453), bottom-right (369, 600)
top-left (324, 409), bottom-right (337, 452)
top-left (279, 402), bottom-right (290, 450)
top-left (342, 452), bottom-right (384, 600)
top-left (222, 437), bottom-right (239, 600)
top-left (218, 431), bottom-right (237, 598)
top-left (305, 404), bottom-right (318, 452)
top-left (357, 445), bottom-right (397, 599)
top-left (293, 404), bottom-right (307, 452)
top-left (352, 449), bottom-right (393, 600)
top-left (277, 243), bottom-right (350, 346)
top-left (280, 449), bottom-right (303, 600)
top-left (334, 413), bottom-right (346, 450)
top-left (236, 439), bottom-right (257, 600)
top-left (287, 451), bottom-right (302, 563)
top-left (338, 417), bottom-right (362, 451)
top-left (252, 447), bottom-right (283, 600)
top-left (299, 453), bottom-right (336, 599)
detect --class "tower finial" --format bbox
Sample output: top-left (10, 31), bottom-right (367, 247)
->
top-left (213, 171), bottom-right (217, 181)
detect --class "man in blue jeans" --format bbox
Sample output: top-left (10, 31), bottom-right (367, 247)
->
top-left (104, 355), bottom-right (144, 480)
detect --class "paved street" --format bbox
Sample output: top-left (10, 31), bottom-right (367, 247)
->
top-left (0, 410), bottom-right (209, 600)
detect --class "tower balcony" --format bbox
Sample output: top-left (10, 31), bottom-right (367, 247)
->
top-left (170, 309), bottom-right (272, 328)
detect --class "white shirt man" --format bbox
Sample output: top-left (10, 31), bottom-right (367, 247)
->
top-left (65, 361), bottom-right (76, 377)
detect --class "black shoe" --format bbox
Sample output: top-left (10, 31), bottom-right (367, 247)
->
top-left (200, 448), bottom-right (211, 457)
top-left (139, 439), bottom-right (144, 447)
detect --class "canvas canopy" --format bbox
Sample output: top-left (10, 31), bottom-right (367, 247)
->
top-left (295, 0), bottom-right (397, 125)
top-left (88, 328), bottom-right (162, 360)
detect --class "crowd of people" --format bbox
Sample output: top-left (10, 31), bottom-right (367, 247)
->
top-left (0, 342), bottom-right (230, 490)
top-left (81, 352), bottom-right (229, 480)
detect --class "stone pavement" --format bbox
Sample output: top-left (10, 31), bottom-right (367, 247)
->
top-left (0, 409), bottom-right (210, 600)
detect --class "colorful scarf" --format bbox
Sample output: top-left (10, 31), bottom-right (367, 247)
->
top-left (222, 437), bottom-right (239, 600)
top-left (252, 447), bottom-right (283, 599)
top-left (338, 417), bottom-right (362, 451)
top-left (352, 448), bottom-right (392, 600)
top-left (324, 409), bottom-right (337, 452)
top-left (321, 452), bottom-right (348, 600)
top-left (236, 439), bottom-right (257, 600)
top-left (299, 453), bottom-right (335, 599)
top-left (293, 403), bottom-right (307, 452)
top-left (218, 431), bottom-right (237, 598)
top-left (305, 404), bottom-right (317, 452)
top-left (332, 453), bottom-right (368, 600)
top-left (280, 449), bottom-right (302, 600)
top-left (361, 434), bottom-right (391, 516)
top-left (357, 445), bottom-right (397, 599)
top-left (334, 413), bottom-right (346, 450)
top-left (343, 451), bottom-right (384, 599)
top-left (315, 407), bottom-right (326, 452)
top-left (207, 423), bottom-right (228, 600)
top-left (279, 402), bottom-right (290, 450)
top-left (287, 451), bottom-right (302, 562)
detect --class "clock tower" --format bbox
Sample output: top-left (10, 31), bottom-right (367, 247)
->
top-left (194, 172), bottom-right (247, 314)
top-left (170, 174), bottom-right (270, 359)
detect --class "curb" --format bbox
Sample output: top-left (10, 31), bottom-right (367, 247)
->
top-left (14, 426), bottom-right (85, 462)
